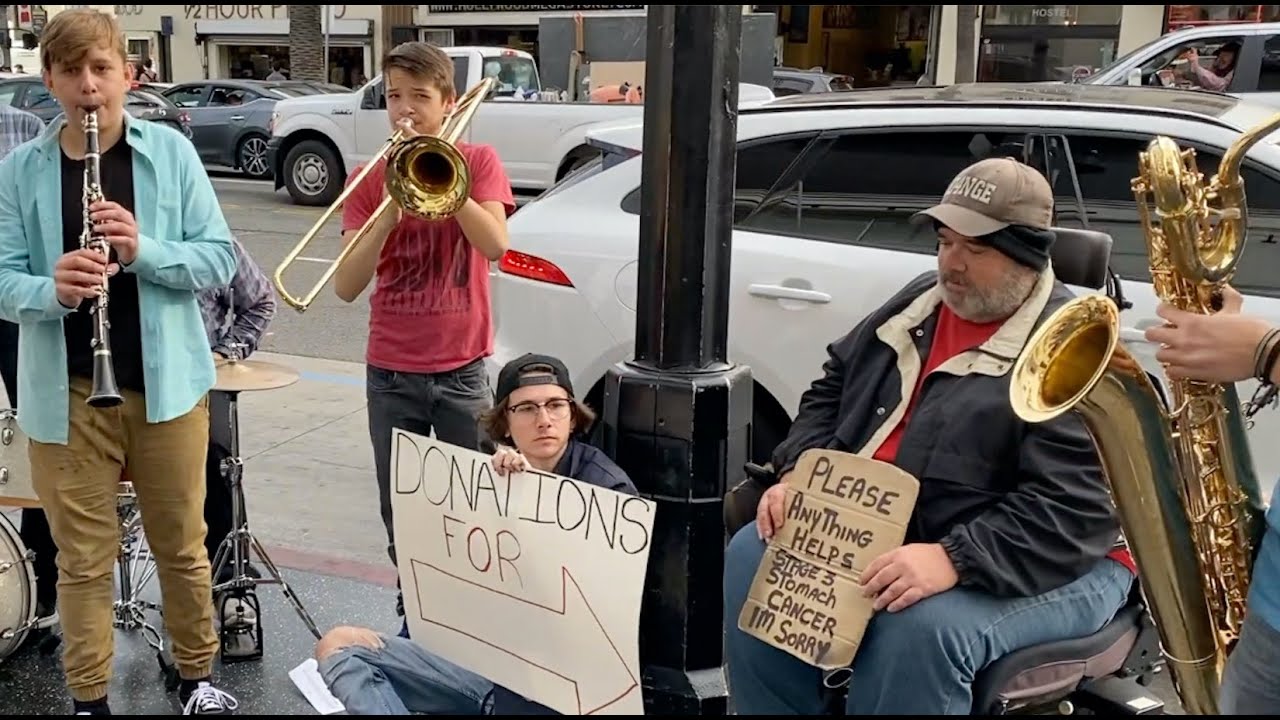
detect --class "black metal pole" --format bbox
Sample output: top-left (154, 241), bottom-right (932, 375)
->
top-left (601, 4), bottom-right (751, 715)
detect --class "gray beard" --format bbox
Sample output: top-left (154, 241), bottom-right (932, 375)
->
top-left (938, 266), bottom-right (1039, 323)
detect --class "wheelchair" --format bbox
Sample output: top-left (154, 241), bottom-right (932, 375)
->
top-left (721, 226), bottom-right (1168, 715)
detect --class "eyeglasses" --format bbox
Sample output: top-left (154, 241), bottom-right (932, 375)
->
top-left (508, 398), bottom-right (571, 421)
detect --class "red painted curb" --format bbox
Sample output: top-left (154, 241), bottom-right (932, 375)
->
top-left (263, 544), bottom-right (399, 588)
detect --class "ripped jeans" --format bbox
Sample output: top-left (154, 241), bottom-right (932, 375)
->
top-left (317, 631), bottom-right (495, 715)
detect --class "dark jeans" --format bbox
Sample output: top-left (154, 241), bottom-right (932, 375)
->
top-left (366, 359), bottom-right (493, 615)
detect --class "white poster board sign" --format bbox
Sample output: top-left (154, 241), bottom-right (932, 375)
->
top-left (391, 429), bottom-right (655, 715)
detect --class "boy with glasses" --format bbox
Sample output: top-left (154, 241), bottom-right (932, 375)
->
top-left (310, 353), bottom-right (637, 715)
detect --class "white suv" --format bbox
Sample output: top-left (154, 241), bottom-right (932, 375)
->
top-left (488, 82), bottom-right (1280, 486)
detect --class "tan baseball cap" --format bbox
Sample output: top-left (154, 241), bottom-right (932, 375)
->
top-left (911, 157), bottom-right (1054, 237)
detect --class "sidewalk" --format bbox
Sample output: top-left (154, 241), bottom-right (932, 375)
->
top-left (0, 565), bottom-right (399, 715)
top-left (223, 350), bottom-right (397, 586)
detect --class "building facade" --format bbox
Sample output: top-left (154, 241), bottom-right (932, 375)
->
top-left (19, 5), bottom-right (1280, 87)
top-left (42, 4), bottom-right (415, 86)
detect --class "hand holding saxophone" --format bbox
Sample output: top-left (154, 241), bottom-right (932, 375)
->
top-left (1145, 286), bottom-right (1277, 384)
top-left (88, 199), bottom-right (138, 265)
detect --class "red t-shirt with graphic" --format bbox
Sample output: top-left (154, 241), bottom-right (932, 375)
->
top-left (341, 142), bottom-right (515, 374)
top-left (873, 304), bottom-right (1136, 575)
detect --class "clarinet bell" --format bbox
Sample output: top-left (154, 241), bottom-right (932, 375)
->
top-left (87, 352), bottom-right (123, 408)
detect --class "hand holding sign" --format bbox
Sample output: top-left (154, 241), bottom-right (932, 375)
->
top-left (737, 449), bottom-right (919, 670)
top-left (391, 430), bottom-right (655, 715)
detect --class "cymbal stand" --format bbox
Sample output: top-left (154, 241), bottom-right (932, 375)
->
top-left (210, 349), bottom-right (322, 662)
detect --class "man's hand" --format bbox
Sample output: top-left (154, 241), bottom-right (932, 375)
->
top-left (1144, 287), bottom-right (1273, 383)
top-left (54, 248), bottom-right (118, 308)
top-left (89, 200), bottom-right (139, 265)
top-left (859, 543), bottom-right (959, 613)
top-left (755, 474), bottom-right (792, 540)
top-left (490, 445), bottom-right (529, 477)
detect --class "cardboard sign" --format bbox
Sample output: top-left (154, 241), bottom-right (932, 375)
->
top-left (737, 449), bottom-right (919, 669)
top-left (390, 430), bottom-right (657, 715)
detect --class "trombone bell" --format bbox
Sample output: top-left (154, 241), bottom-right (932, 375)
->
top-left (271, 77), bottom-right (495, 313)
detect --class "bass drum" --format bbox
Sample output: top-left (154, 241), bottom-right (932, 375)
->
top-left (0, 510), bottom-right (36, 662)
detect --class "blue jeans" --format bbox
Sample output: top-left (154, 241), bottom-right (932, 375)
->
top-left (318, 633), bottom-right (495, 715)
top-left (722, 525), bottom-right (1134, 714)
top-left (1219, 524), bottom-right (1280, 714)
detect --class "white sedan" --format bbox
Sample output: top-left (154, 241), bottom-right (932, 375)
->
top-left (486, 81), bottom-right (1280, 488)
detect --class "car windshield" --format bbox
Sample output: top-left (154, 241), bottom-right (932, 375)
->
top-left (265, 85), bottom-right (313, 98)
top-left (481, 55), bottom-right (540, 95)
top-left (1082, 38), bottom-right (1174, 82)
top-left (127, 89), bottom-right (171, 107)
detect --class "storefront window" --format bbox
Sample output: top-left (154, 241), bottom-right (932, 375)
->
top-left (219, 44), bottom-right (367, 88)
top-left (979, 37), bottom-right (1119, 81)
top-left (981, 5), bottom-right (1122, 26)
top-left (979, 5), bottom-right (1121, 82)
top-left (1166, 5), bottom-right (1280, 30)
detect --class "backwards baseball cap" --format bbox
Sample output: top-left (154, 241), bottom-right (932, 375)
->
top-left (912, 157), bottom-right (1054, 237)
top-left (495, 353), bottom-right (574, 405)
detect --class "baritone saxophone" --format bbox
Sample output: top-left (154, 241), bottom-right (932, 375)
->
top-left (1008, 113), bottom-right (1280, 715)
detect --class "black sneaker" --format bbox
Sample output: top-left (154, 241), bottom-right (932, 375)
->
top-left (181, 682), bottom-right (238, 715)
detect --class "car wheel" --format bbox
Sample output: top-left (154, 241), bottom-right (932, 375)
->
top-left (237, 134), bottom-right (271, 180)
top-left (283, 140), bottom-right (342, 206)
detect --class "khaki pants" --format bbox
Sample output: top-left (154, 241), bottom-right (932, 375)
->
top-left (29, 376), bottom-right (218, 702)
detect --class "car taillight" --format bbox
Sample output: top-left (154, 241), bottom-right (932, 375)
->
top-left (499, 250), bottom-right (573, 287)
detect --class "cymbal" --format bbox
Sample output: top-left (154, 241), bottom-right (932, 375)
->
top-left (213, 359), bottom-right (300, 392)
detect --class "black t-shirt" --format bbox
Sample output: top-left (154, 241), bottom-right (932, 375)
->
top-left (61, 137), bottom-right (146, 395)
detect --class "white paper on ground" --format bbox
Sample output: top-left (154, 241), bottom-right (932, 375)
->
top-left (289, 657), bottom-right (345, 715)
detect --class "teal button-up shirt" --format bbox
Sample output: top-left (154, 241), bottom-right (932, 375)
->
top-left (0, 112), bottom-right (236, 444)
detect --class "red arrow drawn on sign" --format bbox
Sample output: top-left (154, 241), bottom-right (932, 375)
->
top-left (409, 559), bottom-right (639, 715)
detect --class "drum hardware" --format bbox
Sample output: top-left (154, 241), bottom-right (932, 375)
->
top-left (0, 408), bottom-right (38, 510)
top-left (113, 478), bottom-right (180, 689)
top-left (208, 346), bottom-right (321, 663)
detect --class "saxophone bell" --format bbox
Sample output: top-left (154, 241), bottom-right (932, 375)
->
top-left (1008, 111), bottom-right (1280, 715)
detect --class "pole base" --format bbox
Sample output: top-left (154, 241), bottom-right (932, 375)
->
top-left (643, 666), bottom-right (731, 715)
top-left (601, 359), bottom-right (752, 716)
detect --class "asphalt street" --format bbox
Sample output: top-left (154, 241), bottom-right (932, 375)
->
top-left (211, 173), bottom-right (372, 363)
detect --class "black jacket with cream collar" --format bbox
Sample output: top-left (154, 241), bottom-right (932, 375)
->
top-left (769, 268), bottom-right (1123, 599)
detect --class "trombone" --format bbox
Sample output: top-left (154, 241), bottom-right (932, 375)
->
top-left (272, 77), bottom-right (496, 312)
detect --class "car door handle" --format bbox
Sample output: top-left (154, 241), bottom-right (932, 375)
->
top-left (229, 115), bottom-right (245, 121)
top-left (748, 284), bottom-right (831, 304)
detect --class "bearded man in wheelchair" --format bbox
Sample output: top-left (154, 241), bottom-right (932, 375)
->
top-left (722, 158), bottom-right (1136, 715)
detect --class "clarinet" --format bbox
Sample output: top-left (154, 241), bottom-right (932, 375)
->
top-left (81, 107), bottom-right (123, 408)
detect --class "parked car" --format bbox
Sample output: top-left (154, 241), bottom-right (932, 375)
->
top-left (771, 66), bottom-right (855, 95)
top-left (160, 79), bottom-right (315, 179)
top-left (487, 82), bottom-right (1280, 487)
top-left (1082, 20), bottom-right (1280, 108)
top-left (0, 75), bottom-right (191, 137)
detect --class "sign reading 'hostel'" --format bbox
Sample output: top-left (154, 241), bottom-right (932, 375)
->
top-left (737, 449), bottom-right (919, 669)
